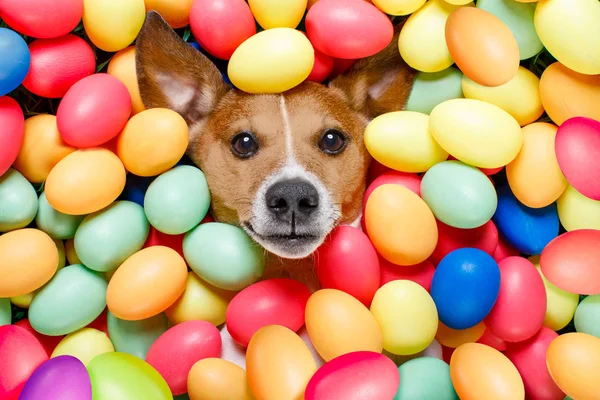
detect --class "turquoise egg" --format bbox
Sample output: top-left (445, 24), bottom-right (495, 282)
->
top-left (421, 160), bottom-right (498, 229)
top-left (74, 200), bottom-right (149, 272)
top-left (574, 295), bottom-right (600, 338)
top-left (29, 264), bottom-right (107, 336)
top-left (394, 357), bottom-right (458, 400)
top-left (36, 192), bottom-right (85, 239)
top-left (107, 311), bottom-right (169, 359)
top-left (183, 222), bottom-right (264, 291)
top-left (144, 165), bottom-right (210, 235)
top-left (405, 67), bottom-right (464, 115)
top-left (0, 168), bottom-right (38, 232)
top-left (0, 298), bottom-right (10, 325)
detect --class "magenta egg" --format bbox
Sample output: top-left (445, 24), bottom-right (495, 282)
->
top-left (430, 220), bottom-right (499, 265)
top-left (307, 47), bottom-right (334, 83)
top-left (379, 257), bottom-right (435, 291)
top-left (19, 355), bottom-right (92, 400)
top-left (0, 0), bottom-right (83, 39)
top-left (0, 96), bottom-right (24, 176)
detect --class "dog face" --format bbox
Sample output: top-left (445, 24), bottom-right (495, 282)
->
top-left (136, 12), bottom-right (416, 259)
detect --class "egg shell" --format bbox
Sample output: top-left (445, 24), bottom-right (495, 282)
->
top-left (0, 0), bottom-right (82, 39)
top-left (395, 356), bottom-right (458, 400)
top-left (0, 96), bottom-right (24, 176)
top-left (107, 311), bottom-right (168, 360)
top-left (0, 28), bottom-right (30, 96)
top-left (13, 319), bottom-right (64, 356)
top-left (575, 295), bottom-right (600, 338)
top-left (64, 239), bottom-right (81, 265)
top-left (430, 220), bottom-right (498, 265)
top-left (476, 329), bottom-right (506, 352)
top-left (533, 263), bottom-right (578, 332)
top-left (143, 226), bottom-right (185, 259)
top-left (35, 192), bottom-right (83, 240)
top-left (249, 0), bottom-right (307, 29)
top-left (122, 174), bottom-right (155, 208)
top-left (0, 169), bottom-right (38, 232)
top-left (557, 185), bottom-right (600, 231)
top-left (144, 0), bottom-right (194, 28)
top-left (82, 0), bottom-right (145, 52)
top-left (107, 47), bottom-right (145, 115)
top-left (306, 46), bottom-right (334, 83)
top-left (436, 321), bottom-right (485, 349)
top-left (51, 328), bottom-right (114, 366)
top-left (187, 358), bottom-right (253, 400)
top-left (405, 67), bottom-right (464, 115)
top-left (379, 258), bottom-right (435, 292)
top-left (0, 299), bottom-right (10, 326)
top-left (374, 0), bottom-right (426, 15)
top-left (19, 356), bottom-right (91, 400)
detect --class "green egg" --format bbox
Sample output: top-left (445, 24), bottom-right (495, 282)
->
top-left (107, 311), bottom-right (169, 360)
top-left (421, 161), bottom-right (498, 229)
top-left (53, 238), bottom-right (66, 270)
top-left (36, 192), bottom-right (85, 239)
top-left (144, 165), bottom-right (211, 235)
top-left (0, 298), bottom-right (11, 326)
top-left (394, 357), bottom-right (458, 400)
top-left (574, 295), bottom-right (600, 338)
top-left (29, 264), bottom-right (107, 336)
top-left (0, 168), bottom-right (38, 232)
top-left (405, 67), bottom-right (464, 115)
top-left (183, 222), bottom-right (264, 291)
top-left (74, 200), bottom-right (149, 272)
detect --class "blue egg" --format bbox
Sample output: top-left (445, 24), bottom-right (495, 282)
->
top-left (188, 42), bottom-right (201, 51)
top-left (121, 174), bottom-right (154, 207)
top-left (493, 184), bottom-right (559, 255)
top-left (0, 28), bottom-right (30, 96)
top-left (430, 248), bottom-right (500, 330)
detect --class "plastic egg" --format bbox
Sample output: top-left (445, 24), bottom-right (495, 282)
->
top-left (372, 0), bottom-right (425, 15)
top-left (430, 220), bottom-right (498, 265)
top-left (65, 238), bottom-right (81, 265)
top-left (13, 319), bottom-right (64, 357)
top-left (506, 122), bottom-right (566, 208)
top-left (533, 263), bottom-right (579, 331)
top-left (107, 311), bottom-right (168, 359)
top-left (306, 45), bottom-right (334, 83)
top-left (380, 258), bottom-right (435, 292)
top-left (476, 329), bottom-right (506, 352)
top-left (371, 280), bottom-right (438, 355)
top-left (122, 174), bottom-right (154, 208)
top-left (557, 185), bottom-right (600, 231)
top-left (188, 358), bottom-right (254, 400)
top-left (364, 171), bottom-right (422, 212)
top-left (0, 169), bottom-right (38, 232)
top-left (0, 298), bottom-right (10, 326)
top-left (19, 356), bottom-right (92, 400)
top-left (575, 295), bottom-right (600, 338)
top-left (249, 0), bottom-right (307, 29)
top-left (82, 0), bottom-right (145, 52)
top-left (493, 238), bottom-right (519, 263)
top-left (0, 96), bottom-right (24, 176)
top-left (107, 47), bottom-right (145, 115)
top-left (51, 328), bottom-right (114, 366)
top-left (0, 0), bottom-right (82, 38)
top-left (29, 264), bottom-right (107, 336)
top-left (35, 192), bottom-right (84, 240)
top-left (405, 67), bottom-right (464, 115)
top-left (436, 322), bottom-right (485, 349)
top-left (144, 0), bottom-right (194, 28)
top-left (395, 356), bottom-right (458, 400)
top-left (429, 98), bottom-right (522, 168)
top-left (0, 28), bottom-right (30, 96)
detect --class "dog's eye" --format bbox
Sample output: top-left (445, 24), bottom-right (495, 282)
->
top-left (319, 129), bottom-right (347, 155)
top-left (230, 131), bottom-right (259, 158)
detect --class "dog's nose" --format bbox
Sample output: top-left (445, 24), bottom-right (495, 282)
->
top-left (265, 179), bottom-right (319, 220)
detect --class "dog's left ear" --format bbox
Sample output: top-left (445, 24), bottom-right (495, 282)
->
top-left (328, 21), bottom-right (417, 119)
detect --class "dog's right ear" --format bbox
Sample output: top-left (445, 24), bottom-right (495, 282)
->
top-left (136, 11), bottom-right (230, 125)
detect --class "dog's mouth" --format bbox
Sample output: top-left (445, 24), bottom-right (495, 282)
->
top-left (243, 222), bottom-right (324, 259)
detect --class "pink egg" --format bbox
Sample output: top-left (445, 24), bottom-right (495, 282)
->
top-left (225, 278), bottom-right (311, 348)
top-left (493, 237), bottom-right (520, 263)
top-left (307, 47), bottom-right (334, 83)
top-left (0, 96), bottom-right (24, 176)
top-left (555, 116), bottom-right (600, 200)
top-left (56, 73), bottom-right (131, 148)
top-left (330, 57), bottom-right (358, 79)
top-left (22, 34), bottom-right (95, 98)
top-left (305, 351), bottom-right (399, 400)
top-left (0, 0), bottom-right (83, 39)
top-left (379, 257), bottom-right (435, 292)
top-left (429, 220), bottom-right (499, 265)
top-left (476, 329), bottom-right (507, 352)
top-left (484, 257), bottom-right (546, 342)
top-left (145, 320), bottom-right (221, 396)
top-left (306, 0), bottom-right (393, 59)
top-left (315, 226), bottom-right (380, 306)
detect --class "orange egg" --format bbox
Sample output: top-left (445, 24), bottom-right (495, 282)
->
top-left (187, 358), bottom-right (254, 400)
top-left (65, 238), bottom-right (82, 265)
top-left (445, 7), bottom-right (519, 87)
top-left (107, 46), bottom-right (145, 115)
top-left (144, 0), bottom-right (194, 28)
top-left (436, 321), bottom-right (485, 348)
top-left (107, 246), bottom-right (187, 320)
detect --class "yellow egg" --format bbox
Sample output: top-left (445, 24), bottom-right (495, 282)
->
top-left (305, 289), bottom-right (383, 361)
top-left (228, 28), bottom-right (314, 94)
top-left (249, 0), bottom-right (307, 29)
top-left (372, 0), bottom-right (426, 16)
top-left (83, 0), bottom-right (146, 52)
top-left (144, 0), bottom-right (194, 28)
top-left (534, 263), bottom-right (578, 331)
top-left (506, 122), bottom-right (567, 208)
top-left (462, 67), bottom-right (544, 127)
top-left (429, 98), bottom-right (523, 168)
top-left (546, 332), bottom-right (600, 400)
top-left (364, 111), bottom-right (448, 173)
top-left (11, 292), bottom-right (34, 308)
top-left (399, 0), bottom-right (473, 73)
top-left (557, 185), bottom-right (600, 231)
top-left (165, 271), bottom-right (236, 326)
top-left (444, 0), bottom-right (472, 4)
top-left (370, 280), bottom-right (438, 355)
top-left (107, 47), bottom-right (145, 115)
top-left (55, 239), bottom-right (66, 270)
top-left (436, 321), bottom-right (485, 348)
top-left (52, 328), bottom-right (115, 366)
top-left (65, 238), bottom-right (82, 265)
top-left (187, 358), bottom-right (254, 400)
top-left (534, 0), bottom-right (600, 75)
top-left (247, 325), bottom-right (317, 400)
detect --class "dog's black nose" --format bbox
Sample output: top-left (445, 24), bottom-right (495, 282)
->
top-left (265, 179), bottom-right (319, 221)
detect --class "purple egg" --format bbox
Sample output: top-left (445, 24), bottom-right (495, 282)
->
top-left (19, 355), bottom-right (92, 400)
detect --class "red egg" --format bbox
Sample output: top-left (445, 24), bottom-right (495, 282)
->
top-left (13, 319), bottom-right (64, 356)
top-left (22, 34), bottom-right (95, 98)
top-left (0, 96), bottom-right (24, 176)
top-left (200, 213), bottom-right (215, 224)
top-left (189, 0), bottom-right (256, 60)
top-left (476, 329), bottom-right (507, 352)
top-left (305, 351), bottom-right (399, 400)
top-left (144, 227), bottom-right (185, 259)
top-left (145, 320), bottom-right (221, 396)
top-left (57, 73), bottom-right (131, 148)
top-left (429, 220), bottom-right (499, 265)
top-left (306, 0), bottom-right (393, 59)
top-left (484, 257), bottom-right (546, 342)
top-left (330, 57), bottom-right (358, 79)
top-left (0, 325), bottom-right (48, 400)
top-left (493, 237), bottom-right (520, 263)
top-left (0, 0), bottom-right (83, 39)
top-left (540, 229), bottom-right (600, 295)
top-left (555, 116), bottom-right (600, 200)
top-left (379, 257), bottom-right (435, 292)
top-left (307, 48), bottom-right (335, 83)
top-left (86, 308), bottom-right (109, 336)
top-left (225, 279), bottom-right (311, 347)
top-left (442, 345), bottom-right (455, 364)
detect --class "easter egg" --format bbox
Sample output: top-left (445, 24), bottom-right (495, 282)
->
top-left (380, 258), bottom-right (435, 292)
top-left (0, 28), bottom-right (30, 96)
top-left (307, 46), bottom-right (334, 83)
top-left (146, 321), bottom-right (221, 395)
top-left (372, 0), bottom-right (425, 15)
top-left (534, 263), bottom-right (579, 331)
top-left (13, 319), bottom-right (64, 356)
top-left (493, 238), bottom-right (519, 263)
top-left (364, 171), bottom-right (421, 207)
top-left (0, 299), bottom-right (10, 326)
top-left (107, 311), bottom-right (168, 359)
top-left (557, 185), bottom-right (600, 231)
top-left (29, 264), bottom-right (107, 336)
top-left (107, 47), bottom-right (145, 115)
top-left (23, 35), bottom-right (95, 98)
top-left (306, 0), bottom-right (393, 59)
top-left (246, 325), bottom-right (317, 400)
top-left (405, 67), bottom-right (464, 115)
top-left (188, 358), bottom-right (254, 400)
top-left (477, 329), bottom-right (506, 352)
top-left (450, 343), bottom-right (524, 400)
top-left (0, 169), bottom-right (38, 232)
top-left (249, 0), bottom-right (307, 29)
top-left (87, 352), bottom-right (171, 400)
top-left (436, 321), bottom-right (485, 349)
top-left (430, 220), bottom-right (498, 265)
top-left (144, 0), bottom-right (194, 28)
top-left (83, 0), bottom-right (145, 52)
top-left (395, 356), bottom-right (457, 400)
top-left (144, 165), bottom-right (210, 235)
top-left (366, 185), bottom-right (438, 266)
top-left (0, 0), bottom-right (82, 38)
top-left (65, 239), bottom-right (81, 265)
top-left (183, 222), bottom-right (264, 291)
top-left (306, 351), bottom-right (400, 400)
top-left (371, 280), bottom-right (438, 355)
top-left (546, 333), bottom-right (600, 400)
top-left (0, 96), bottom-right (24, 176)
top-left (431, 248), bottom-right (500, 330)
top-left (57, 73), bottom-right (131, 148)
top-left (506, 122), bottom-right (566, 208)
top-left (421, 161), bottom-right (497, 229)
top-left (122, 174), bottom-right (154, 208)
top-left (575, 295), bottom-right (600, 338)
top-left (429, 98), bottom-right (522, 168)
top-left (19, 356), bottom-right (91, 400)
top-left (35, 192), bottom-right (84, 240)
top-left (51, 328), bottom-right (114, 366)
top-left (107, 246), bottom-right (187, 320)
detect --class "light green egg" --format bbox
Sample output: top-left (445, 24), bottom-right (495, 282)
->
top-left (87, 352), bottom-right (172, 400)
top-left (183, 222), bottom-right (264, 291)
top-left (477, 0), bottom-right (543, 60)
top-left (0, 298), bottom-right (10, 326)
top-left (394, 357), bottom-right (458, 400)
top-left (54, 238), bottom-right (66, 270)
top-left (74, 200), bottom-right (149, 272)
top-left (574, 295), bottom-right (600, 338)
top-left (144, 165), bottom-right (210, 235)
top-left (0, 168), bottom-right (38, 232)
top-left (36, 192), bottom-right (85, 239)
top-left (29, 264), bottom-right (107, 336)
top-left (107, 311), bottom-right (169, 360)
top-left (405, 67), bottom-right (464, 115)
top-left (421, 161), bottom-right (498, 229)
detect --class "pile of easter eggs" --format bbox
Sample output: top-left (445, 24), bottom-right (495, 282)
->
top-left (1, 0), bottom-right (600, 399)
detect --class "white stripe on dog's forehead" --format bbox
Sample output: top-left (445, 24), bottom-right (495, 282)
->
top-left (279, 95), bottom-right (298, 168)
